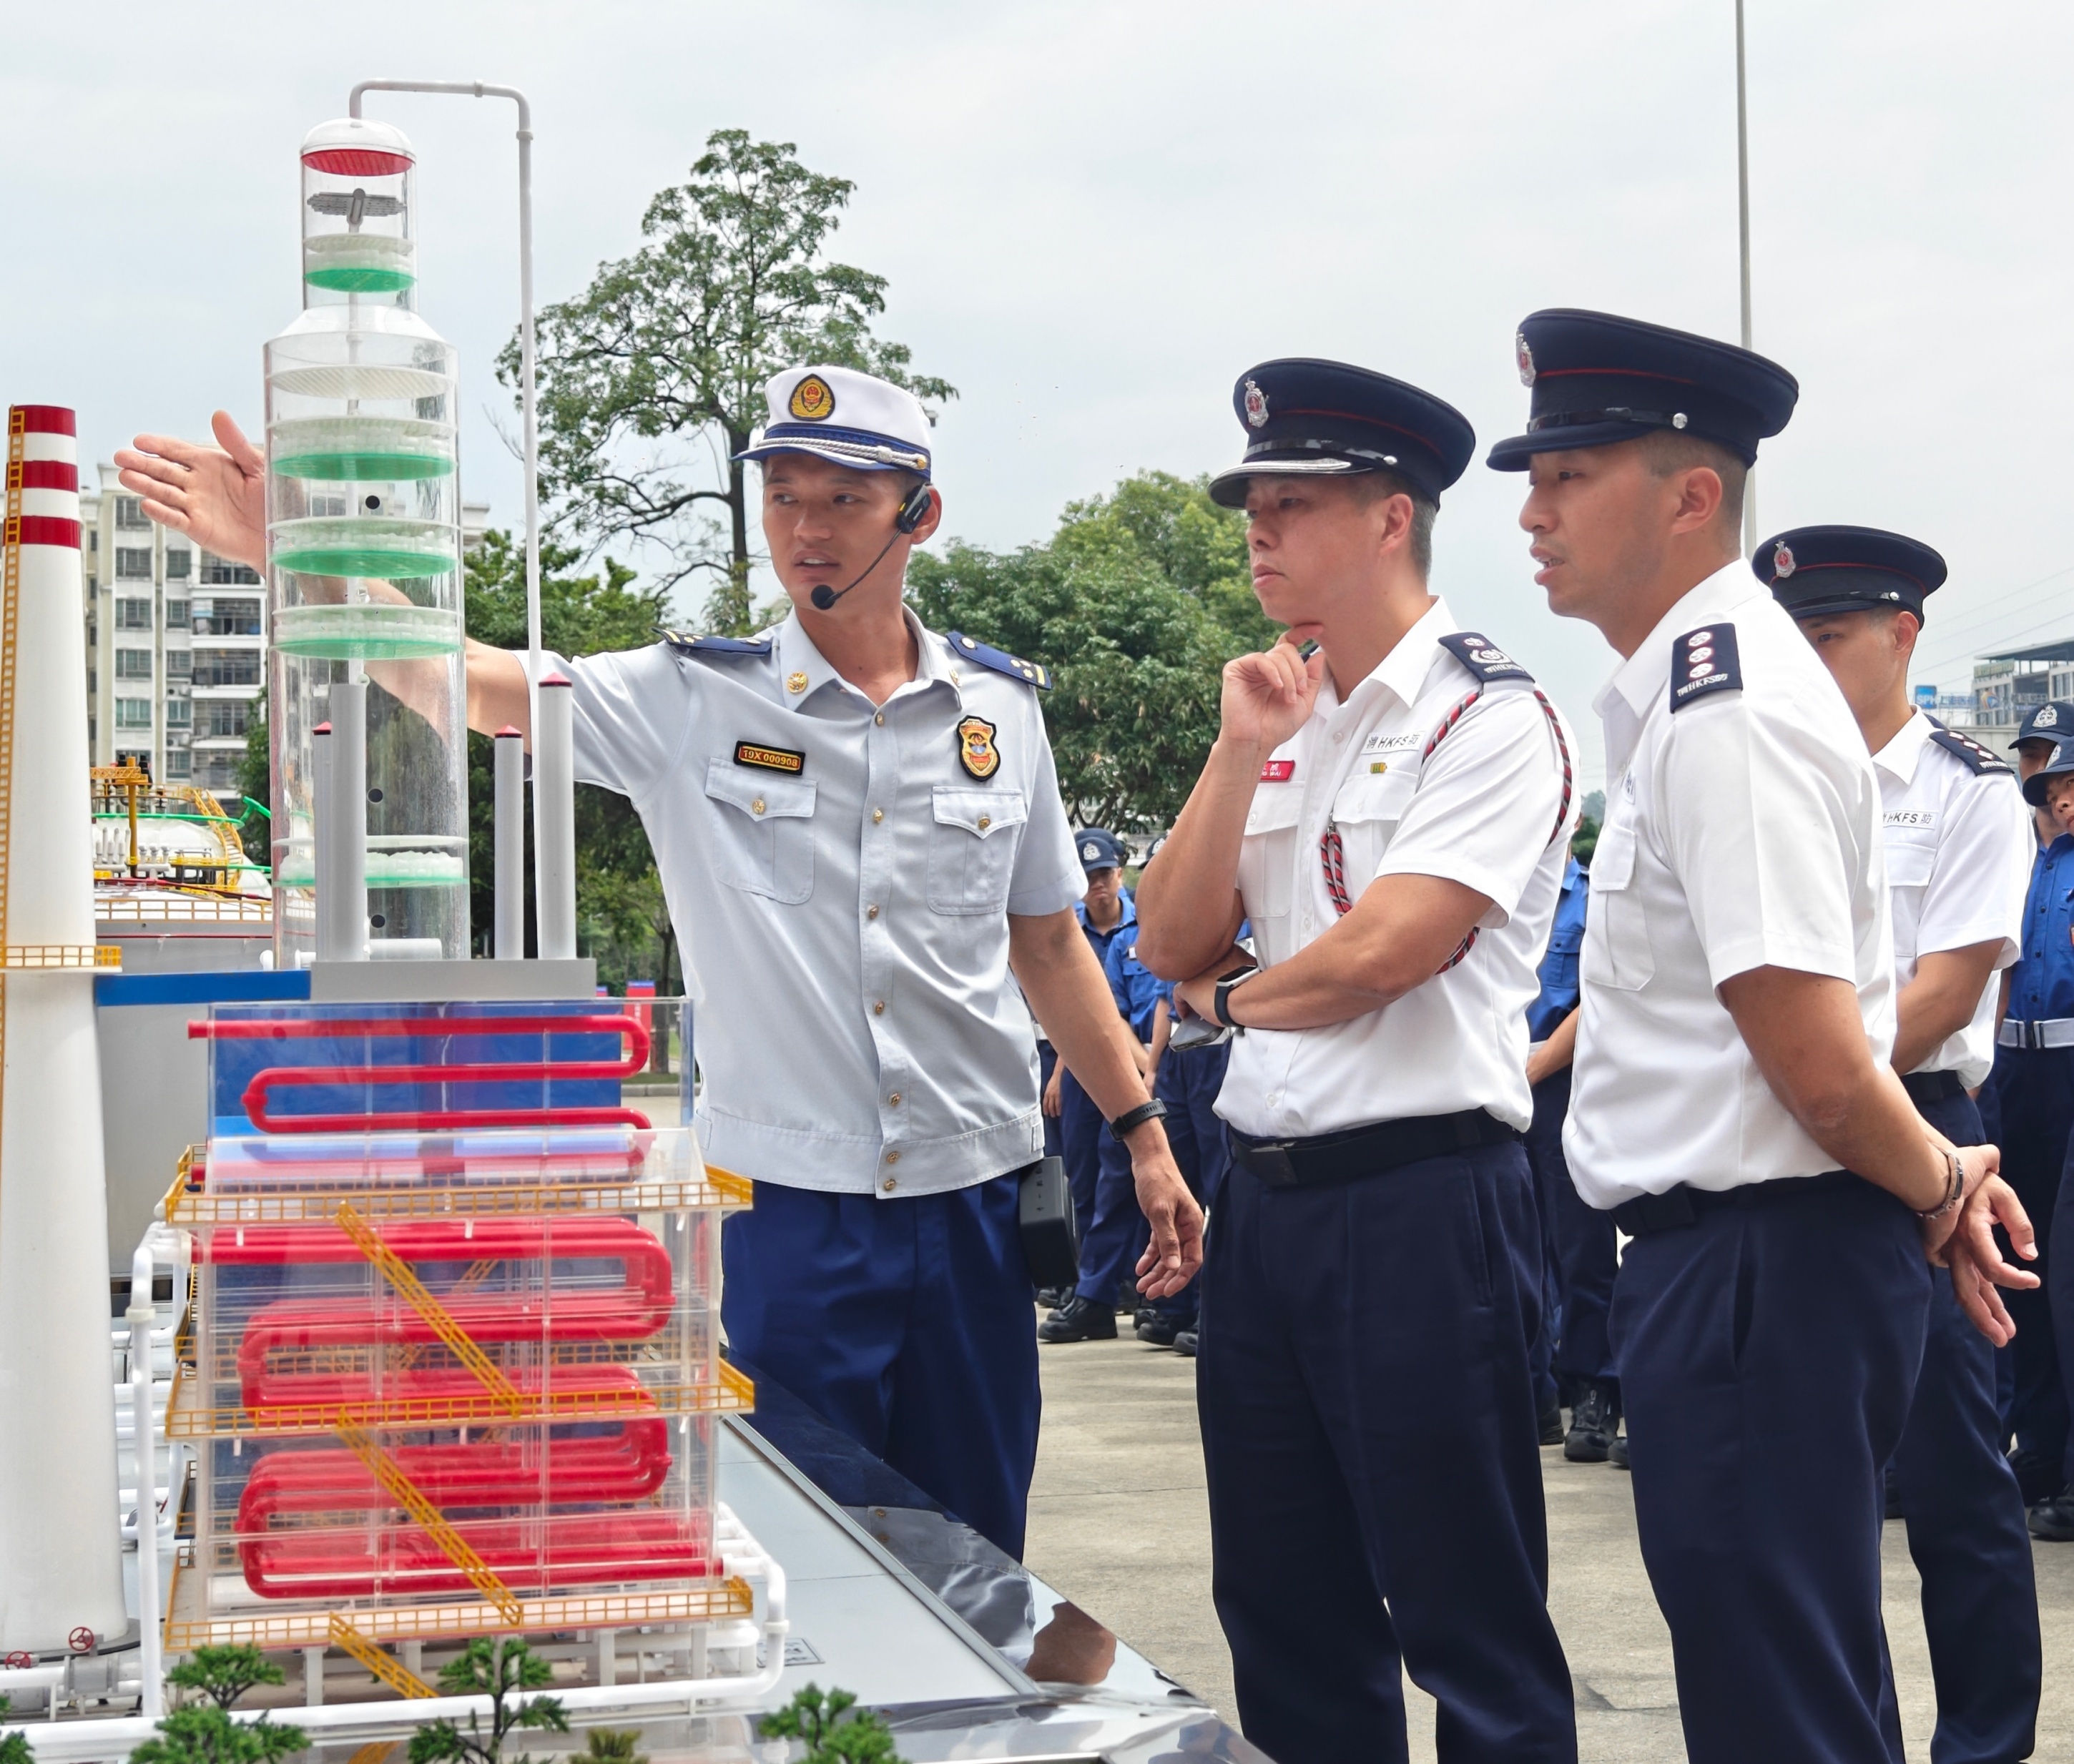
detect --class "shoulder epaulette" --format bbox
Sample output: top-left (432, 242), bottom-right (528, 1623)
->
top-left (948, 631), bottom-right (1052, 691)
top-left (1926, 721), bottom-right (2013, 776)
top-left (1669, 623), bottom-right (1741, 711)
top-left (1437, 631), bottom-right (1534, 684)
top-left (659, 628), bottom-right (772, 658)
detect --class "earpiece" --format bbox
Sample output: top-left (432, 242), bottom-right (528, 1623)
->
top-left (896, 481), bottom-right (934, 534)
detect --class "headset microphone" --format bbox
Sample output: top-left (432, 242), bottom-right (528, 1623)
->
top-left (807, 482), bottom-right (934, 612)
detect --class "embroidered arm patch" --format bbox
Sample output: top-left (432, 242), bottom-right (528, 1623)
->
top-left (1670, 624), bottom-right (1741, 711)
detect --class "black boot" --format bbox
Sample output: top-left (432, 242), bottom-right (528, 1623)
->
top-left (1037, 1294), bottom-right (1119, 1344)
top-left (1565, 1381), bottom-right (1620, 1462)
top-left (1134, 1309), bottom-right (1183, 1346)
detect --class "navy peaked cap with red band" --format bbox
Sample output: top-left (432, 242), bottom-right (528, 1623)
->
top-left (1209, 358), bottom-right (1476, 508)
top-left (1487, 309), bottom-right (1799, 470)
top-left (1758, 525), bottom-right (1947, 623)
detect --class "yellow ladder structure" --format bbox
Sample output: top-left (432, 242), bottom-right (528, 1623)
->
top-left (333, 1422), bottom-right (524, 1627)
top-left (398, 1258), bottom-right (498, 1370)
top-left (328, 1615), bottom-right (436, 1700)
top-left (334, 1203), bottom-right (523, 1416)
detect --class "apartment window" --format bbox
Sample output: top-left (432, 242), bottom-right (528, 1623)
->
top-left (114, 649), bottom-right (152, 681)
top-left (192, 601), bottom-right (263, 637)
top-left (192, 651), bottom-right (261, 688)
top-left (164, 749), bottom-right (192, 780)
top-left (114, 548), bottom-right (153, 581)
top-left (115, 598), bottom-right (152, 631)
top-left (164, 698), bottom-right (192, 729)
top-left (200, 552), bottom-right (261, 586)
top-left (114, 497), bottom-right (150, 531)
top-left (165, 651), bottom-right (191, 679)
top-left (114, 699), bottom-right (152, 730)
top-left (165, 548), bottom-right (192, 580)
top-left (164, 599), bottom-right (188, 628)
top-left (205, 700), bottom-right (250, 738)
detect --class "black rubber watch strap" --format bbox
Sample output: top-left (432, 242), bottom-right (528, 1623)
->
top-left (1214, 965), bottom-right (1261, 1030)
top-left (1109, 1098), bottom-right (1169, 1138)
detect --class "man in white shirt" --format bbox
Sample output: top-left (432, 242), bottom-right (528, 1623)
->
top-left (1137, 358), bottom-right (1578, 1764)
top-left (112, 366), bottom-right (1200, 1562)
top-left (1492, 307), bottom-right (2033, 1764)
top-left (1766, 522), bottom-right (2039, 1763)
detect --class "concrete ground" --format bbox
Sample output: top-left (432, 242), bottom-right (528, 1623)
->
top-left (1023, 1326), bottom-right (2074, 1762)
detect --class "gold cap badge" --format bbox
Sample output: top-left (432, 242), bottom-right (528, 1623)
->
top-left (787, 374), bottom-right (836, 422)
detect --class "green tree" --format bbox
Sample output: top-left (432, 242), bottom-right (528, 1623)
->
top-left (235, 694), bottom-right (270, 864)
top-left (908, 471), bottom-right (1267, 833)
top-left (463, 530), bottom-right (681, 985)
top-left (127, 1658), bottom-right (303, 1764)
top-left (406, 1637), bottom-right (567, 1764)
top-left (167, 1647), bottom-right (282, 1710)
top-left (0, 1695), bottom-right (31, 1764)
top-left (509, 129), bottom-right (955, 633)
top-left (759, 1685), bottom-right (901, 1764)
top-left (582, 1730), bottom-right (648, 1764)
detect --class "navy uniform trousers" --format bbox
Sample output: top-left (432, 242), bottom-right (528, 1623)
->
top-left (1146, 1039), bottom-right (1232, 1328)
top-left (1876, 1091), bottom-right (2040, 1764)
top-left (1613, 1177), bottom-right (1930, 1764)
top-left (722, 1175), bottom-right (1040, 1559)
top-left (1199, 1141), bottom-right (1576, 1764)
top-left (1524, 1067), bottom-right (1618, 1404)
top-left (1990, 1044), bottom-right (2073, 1490)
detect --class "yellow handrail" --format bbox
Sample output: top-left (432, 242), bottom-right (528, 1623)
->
top-left (328, 1615), bottom-right (436, 1700)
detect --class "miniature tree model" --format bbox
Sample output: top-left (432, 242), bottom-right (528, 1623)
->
top-left (759, 1685), bottom-right (902, 1764)
top-left (167, 1648), bottom-right (283, 1710)
top-left (406, 1637), bottom-right (569, 1764)
top-left (127, 1652), bottom-right (305, 1764)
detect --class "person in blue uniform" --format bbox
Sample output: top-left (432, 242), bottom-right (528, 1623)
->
top-left (1523, 855), bottom-right (1621, 1460)
top-left (1041, 902), bottom-right (1172, 1341)
top-left (1984, 702), bottom-right (2074, 1509)
top-left (2018, 741), bottom-right (2074, 1539)
top-left (1036, 828), bottom-right (1137, 1305)
top-left (1496, 308), bottom-right (2029, 1764)
top-left (1767, 523), bottom-right (2040, 1764)
top-left (117, 366), bottom-right (1202, 1563)
top-left (1141, 359), bottom-right (1581, 1764)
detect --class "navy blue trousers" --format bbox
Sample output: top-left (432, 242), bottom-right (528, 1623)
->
top-left (1199, 1143), bottom-right (1576, 1764)
top-left (722, 1175), bottom-right (1041, 1559)
top-left (1075, 1115), bottom-right (1144, 1309)
top-left (1057, 1063), bottom-right (1104, 1247)
top-left (1613, 1178), bottom-right (1930, 1764)
top-left (1525, 1067), bottom-right (1618, 1405)
top-left (1038, 1042), bottom-right (1063, 1161)
top-left (1882, 1095), bottom-right (2040, 1764)
top-left (1991, 1045), bottom-right (2073, 1482)
top-left (1146, 1040), bottom-right (1232, 1327)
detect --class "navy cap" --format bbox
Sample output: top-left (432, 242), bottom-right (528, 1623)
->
top-left (2023, 739), bottom-right (2074, 805)
top-left (1208, 358), bottom-right (1475, 508)
top-left (1487, 309), bottom-right (1799, 471)
top-left (1759, 526), bottom-right (1947, 623)
top-left (1077, 828), bottom-right (1126, 872)
top-left (2014, 703), bottom-right (2074, 749)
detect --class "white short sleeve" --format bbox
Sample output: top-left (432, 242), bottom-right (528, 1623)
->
top-left (553, 646), bottom-right (692, 804)
top-left (1660, 694), bottom-right (1866, 989)
top-left (1007, 716), bottom-right (1085, 917)
top-left (1916, 771), bottom-right (2032, 967)
top-left (1377, 689), bottom-right (1572, 925)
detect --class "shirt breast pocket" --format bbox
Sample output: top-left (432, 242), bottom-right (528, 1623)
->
top-left (927, 786), bottom-right (1028, 916)
top-left (1884, 829), bottom-right (1937, 895)
top-left (1328, 768), bottom-right (1420, 888)
top-left (1239, 786), bottom-right (1306, 920)
top-left (703, 761), bottom-right (817, 905)
top-left (1582, 821), bottom-right (1653, 990)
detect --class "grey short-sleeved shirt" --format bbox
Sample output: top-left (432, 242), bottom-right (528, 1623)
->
top-left (552, 606), bottom-right (1083, 1197)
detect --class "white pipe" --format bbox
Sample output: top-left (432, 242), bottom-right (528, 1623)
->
top-left (348, 79), bottom-right (544, 947)
top-left (534, 677), bottom-right (575, 959)
top-left (317, 684), bottom-right (368, 960)
top-left (494, 726), bottom-right (524, 958)
top-left (127, 1236), bottom-right (164, 1720)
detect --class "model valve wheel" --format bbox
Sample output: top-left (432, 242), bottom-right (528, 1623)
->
top-left (67, 1627), bottom-right (95, 1655)
top-left (3, 1652), bottom-right (31, 1670)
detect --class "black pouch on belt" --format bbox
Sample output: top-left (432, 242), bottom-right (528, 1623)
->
top-left (1018, 1156), bottom-right (1079, 1289)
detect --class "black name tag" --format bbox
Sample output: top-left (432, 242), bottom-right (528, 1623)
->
top-left (734, 741), bottom-right (805, 774)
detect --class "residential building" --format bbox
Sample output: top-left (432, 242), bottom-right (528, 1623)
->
top-left (1969, 640), bottom-right (2074, 753)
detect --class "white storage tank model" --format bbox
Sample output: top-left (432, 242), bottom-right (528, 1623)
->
top-left (265, 118), bottom-right (469, 965)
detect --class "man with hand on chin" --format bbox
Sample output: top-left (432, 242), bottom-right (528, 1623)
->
top-left (1495, 309), bottom-right (2035, 1764)
top-left (114, 365), bottom-right (1200, 1561)
top-left (1136, 359), bottom-right (1579, 1764)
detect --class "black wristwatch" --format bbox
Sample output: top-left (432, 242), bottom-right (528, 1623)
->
top-left (1214, 965), bottom-right (1260, 1030)
top-left (1109, 1098), bottom-right (1169, 1138)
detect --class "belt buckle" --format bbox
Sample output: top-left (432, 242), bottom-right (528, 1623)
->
top-left (1244, 1140), bottom-right (1299, 1187)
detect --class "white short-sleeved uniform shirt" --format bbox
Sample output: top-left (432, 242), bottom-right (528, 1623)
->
top-left (551, 606), bottom-right (1083, 1196)
top-left (1565, 562), bottom-right (1897, 1210)
top-left (1216, 598), bottom-right (1578, 1139)
top-left (1871, 711), bottom-right (2031, 1088)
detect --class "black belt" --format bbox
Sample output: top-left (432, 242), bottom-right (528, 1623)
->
top-left (1901, 1069), bottom-right (1967, 1106)
top-left (1229, 1108), bottom-right (1520, 1190)
top-left (1612, 1170), bottom-right (1862, 1238)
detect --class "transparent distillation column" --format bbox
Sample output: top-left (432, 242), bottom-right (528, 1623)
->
top-left (265, 117), bottom-right (469, 963)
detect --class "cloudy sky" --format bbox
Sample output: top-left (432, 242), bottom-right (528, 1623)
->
top-left (6, 0), bottom-right (2071, 789)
